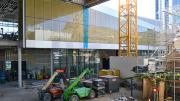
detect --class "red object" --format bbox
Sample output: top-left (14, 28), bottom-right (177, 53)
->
top-left (153, 88), bottom-right (158, 93)
top-left (49, 88), bottom-right (63, 97)
top-left (56, 70), bottom-right (64, 73)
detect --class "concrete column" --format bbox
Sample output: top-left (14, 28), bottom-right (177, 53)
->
top-left (18, 47), bottom-right (22, 88)
top-left (50, 49), bottom-right (53, 76)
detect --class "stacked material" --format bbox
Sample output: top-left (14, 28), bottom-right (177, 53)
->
top-left (99, 70), bottom-right (113, 76)
top-left (113, 69), bottom-right (121, 78)
top-left (83, 80), bottom-right (93, 88)
top-left (82, 79), bottom-right (105, 97)
top-left (99, 69), bottom-right (121, 78)
top-left (100, 75), bottom-right (120, 93)
top-left (92, 79), bottom-right (105, 97)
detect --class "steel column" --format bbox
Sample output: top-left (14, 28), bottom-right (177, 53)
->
top-left (50, 49), bottom-right (53, 76)
top-left (18, 47), bottom-right (22, 88)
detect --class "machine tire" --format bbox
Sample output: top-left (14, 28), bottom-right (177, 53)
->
top-left (69, 94), bottom-right (79, 101)
top-left (60, 94), bottom-right (64, 101)
top-left (38, 92), bottom-right (43, 100)
top-left (43, 93), bottom-right (52, 101)
top-left (88, 90), bottom-right (95, 99)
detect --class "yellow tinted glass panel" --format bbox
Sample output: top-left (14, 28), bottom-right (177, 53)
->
top-left (35, 0), bottom-right (43, 18)
top-left (73, 5), bottom-right (83, 24)
top-left (59, 21), bottom-right (67, 41)
top-left (52, 0), bottom-right (74, 22)
top-left (26, 0), bottom-right (34, 17)
top-left (44, 0), bottom-right (52, 20)
top-left (35, 19), bottom-right (44, 40)
top-left (26, 17), bottom-right (35, 40)
top-left (44, 20), bottom-right (52, 41)
top-left (52, 20), bottom-right (60, 41)
top-left (72, 23), bottom-right (83, 42)
top-left (25, 0), bottom-right (85, 42)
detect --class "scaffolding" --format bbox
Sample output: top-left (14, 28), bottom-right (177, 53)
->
top-left (155, 6), bottom-right (180, 100)
top-left (118, 0), bottom-right (138, 56)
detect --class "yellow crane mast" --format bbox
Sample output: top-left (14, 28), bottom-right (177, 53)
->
top-left (118, 0), bottom-right (138, 56)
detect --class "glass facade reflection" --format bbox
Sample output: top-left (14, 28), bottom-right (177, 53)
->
top-left (26, 0), bottom-right (84, 42)
top-left (25, 0), bottom-right (118, 44)
top-left (25, 0), bottom-right (158, 46)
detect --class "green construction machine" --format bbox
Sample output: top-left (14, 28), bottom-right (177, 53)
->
top-left (63, 68), bottom-right (95, 101)
top-left (38, 68), bottom-right (95, 101)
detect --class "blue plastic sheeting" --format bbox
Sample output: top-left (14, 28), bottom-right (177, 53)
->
top-left (83, 7), bottom-right (89, 49)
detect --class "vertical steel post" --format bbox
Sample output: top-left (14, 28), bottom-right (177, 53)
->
top-left (18, 47), bottom-right (22, 88)
top-left (118, 0), bottom-right (121, 56)
top-left (50, 49), bottom-right (53, 76)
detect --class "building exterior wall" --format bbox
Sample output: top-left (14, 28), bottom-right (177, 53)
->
top-left (23, 49), bottom-right (51, 71)
top-left (0, 48), bottom-right (151, 79)
top-left (25, 0), bottom-right (118, 44)
top-left (1, 49), bottom-right (51, 72)
top-left (25, 0), bottom-right (158, 49)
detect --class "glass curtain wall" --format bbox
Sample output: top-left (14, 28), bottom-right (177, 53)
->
top-left (25, 0), bottom-right (160, 45)
top-left (26, 0), bottom-right (83, 41)
top-left (52, 49), bottom-right (100, 77)
top-left (25, 0), bottom-right (118, 44)
top-left (88, 10), bottom-right (118, 44)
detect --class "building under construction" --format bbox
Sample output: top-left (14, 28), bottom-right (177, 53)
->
top-left (0, 0), bottom-right (179, 101)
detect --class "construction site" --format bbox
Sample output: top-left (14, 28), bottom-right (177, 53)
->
top-left (0, 0), bottom-right (180, 101)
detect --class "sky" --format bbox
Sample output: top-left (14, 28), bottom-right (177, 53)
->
top-left (92, 0), bottom-right (156, 20)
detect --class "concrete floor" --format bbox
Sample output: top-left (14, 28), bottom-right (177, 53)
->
top-left (0, 82), bottom-right (142, 101)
